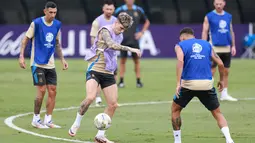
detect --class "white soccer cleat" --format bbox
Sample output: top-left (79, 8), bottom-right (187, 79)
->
top-left (95, 97), bottom-right (102, 107)
top-left (95, 135), bottom-right (114, 143)
top-left (118, 83), bottom-right (125, 88)
top-left (45, 121), bottom-right (61, 128)
top-left (220, 94), bottom-right (238, 101)
top-left (68, 124), bottom-right (80, 137)
top-left (31, 119), bottom-right (49, 129)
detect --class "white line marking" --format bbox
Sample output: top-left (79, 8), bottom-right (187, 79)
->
top-left (4, 98), bottom-right (255, 143)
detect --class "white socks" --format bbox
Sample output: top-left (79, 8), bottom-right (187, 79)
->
top-left (221, 88), bottom-right (228, 96)
top-left (44, 114), bottom-right (52, 124)
top-left (73, 112), bottom-right (84, 126)
top-left (221, 127), bottom-right (233, 141)
top-left (96, 130), bottom-right (106, 137)
top-left (33, 114), bottom-right (40, 122)
top-left (173, 130), bottom-right (181, 143)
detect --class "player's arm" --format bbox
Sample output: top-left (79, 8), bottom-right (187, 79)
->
top-left (90, 20), bottom-right (99, 44)
top-left (99, 28), bottom-right (141, 57)
top-left (175, 45), bottom-right (184, 86)
top-left (230, 21), bottom-right (235, 47)
top-left (211, 48), bottom-right (224, 81)
top-left (19, 22), bottom-right (34, 69)
top-left (139, 8), bottom-right (150, 34)
top-left (55, 31), bottom-right (68, 70)
top-left (202, 16), bottom-right (209, 40)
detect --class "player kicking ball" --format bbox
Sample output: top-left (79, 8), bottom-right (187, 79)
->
top-left (68, 12), bottom-right (141, 143)
top-left (171, 28), bottom-right (234, 143)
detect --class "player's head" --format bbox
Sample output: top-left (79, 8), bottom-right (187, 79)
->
top-left (214, 0), bottom-right (225, 13)
top-left (114, 12), bottom-right (133, 34)
top-left (44, 1), bottom-right (57, 22)
top-left (125, 0), bottom-right (135, 6)
top-left (179, 27), bottom-right (195, 41)
top-left (103, 0), bottom-right (115, 18)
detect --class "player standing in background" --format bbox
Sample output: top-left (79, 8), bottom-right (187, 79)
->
top-left (19, 1), bottom-right (68, 128)
top-left (90, 0), bottom-right (117, 107)
top-left (172, 28), bottom-right (234, 143)
top-left (115, 0), bottom-right (150, 88)
top-left (69, 12), bottom-right (140, 143)
top-left (202, 0), bottom-right (237, 101)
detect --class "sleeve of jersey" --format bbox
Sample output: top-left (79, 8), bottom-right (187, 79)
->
top-left (114, 7), bottom-right (122, 16)
top-left (90, 20), bottom-right (99, 37)
top-left (25, 22), bottom-right (35, 39)
top-left (138, 7), bottom-right (148, 20)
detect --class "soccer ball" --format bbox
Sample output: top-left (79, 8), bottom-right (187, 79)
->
top-left (94, 113), bottom-right (112, 130)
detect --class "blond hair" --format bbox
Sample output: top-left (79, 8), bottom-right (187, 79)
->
top-left (117, 12), bottom-right (133, 29)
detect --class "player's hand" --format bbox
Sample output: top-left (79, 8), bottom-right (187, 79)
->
top-left (231, 46), bottom-right (236, 56)
top-left (132, 49), bottom-right (142, 57)
top-left (61, 59), bottom-right (68, 70)
top-left (217, 81), bottom-right (224, 92)
top-left (19, 56), bottom-right (26, 69)
top-left (175, 85), bottom-right (181, 99)
top-left (135, 32), bottom-right (143, 40)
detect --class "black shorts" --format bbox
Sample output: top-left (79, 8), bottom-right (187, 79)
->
top-left (31, 66), bottom-right (57, 86)
top-left (114, 68), bottom-right (117, 76)
top-left (86, 70), bottom-right (116, 89)
top-left (120, 43), bottom-right (140, 58)
top-left (173, 87), bottom-right (220, 111)
top-left (212, 52), bottom-right (231, 68)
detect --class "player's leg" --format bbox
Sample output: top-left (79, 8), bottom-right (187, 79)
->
top-left (171, 88), bottom-right (194, 143)
top-left (44, 68), bottom-right (61, 128)
top-left (198, 88), bottom-right (234, 143)
top-left (118, 51), bottom-right (128, 88)
top-left (132, 52), bottom-right (143, 88)
top-left (95, 74), bottom-right (117, 143)
top-left (219, 53), bottom-right (237, 101)
top-left (31, 66), bottom-right (48, 128)
top-left (95, 85), bottom-right (102, 107)
top-left (211, 61), bottom-right (217, 77)
top-left (69, 71), bottom-right (99, 136)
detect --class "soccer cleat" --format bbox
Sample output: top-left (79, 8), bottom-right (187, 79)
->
top-left (45, 120), bottom-right (61, 128)
top-left (31, 119), bottom-right (49, 129)
top-left (220, 94), bottom-right (238, 101)
top-left (136, 82), bottom-right (143, 88)
top-left (95, 97), bottom-right (102, 107)
top-left (95, 135), bottom-right (114, 143)
top-left (68, 124), bottom-right (80, 137)
top-left (118, 82), bottom-right (125, 88)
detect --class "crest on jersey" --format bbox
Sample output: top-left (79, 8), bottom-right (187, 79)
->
top-left (46, 32), bottom-right (54, 43)
top-left (192, 43), bottom-right (202, 53)
top-left (219, 20), bottom-right (227, 29)
top-left (133, 11), bottom-right (138, 17)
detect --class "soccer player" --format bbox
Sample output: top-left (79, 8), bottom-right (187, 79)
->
top-left (90, 0), bottom-right (117, 107)
top-left (69, 12), bottom-right (140, 143)
top-left (115, 0), bottom-right (150, 88)
top-left (171, 28), bottom-right (234, 143)
top-left (202, 0), bottom-right (237, 101)
top-left (19, 1), bottom-right (68, 128)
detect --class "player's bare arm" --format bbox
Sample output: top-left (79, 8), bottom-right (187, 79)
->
top-left (100, 28), bottom-right (141, 57)
top-left (211, 48), bottom-right (224, 91)
top-left (56, 33), bottom-right (68, 70)
top-left (19, 36), bottom-right (30, 69)
top-left (202, 16), bottom-right (209, 40)
top-left (175, 45), bottom-right (184, 97)
top-left (135, 19), bottom-right (150, 40)
top-left (230, 22), bottom-right (236, 56)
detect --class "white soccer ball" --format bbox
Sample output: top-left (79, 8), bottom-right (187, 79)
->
top-left (94, 113), bottom-right (112, 130)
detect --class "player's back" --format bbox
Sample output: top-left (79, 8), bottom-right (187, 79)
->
top-left (178, 38), bottom-right (212, 81)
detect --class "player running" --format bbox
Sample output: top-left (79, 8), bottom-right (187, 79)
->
top-left (19, 1), bottom-right (68, 128)
top-left (202, 0), bottom-right (237, 101)
top-left (171, 28), bottom-right (234, 143)
top-left (90, 0), bottom-right (117, 107)
top-left (69, 12), bottom-right (141, 143)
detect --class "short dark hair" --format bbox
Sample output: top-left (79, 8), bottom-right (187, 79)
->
top-left (104, 0), bottom-right (114, 5)
top-left (180, 27), bottom-right (194, 36)
top-left (45, 1), bottom-right (57, 9)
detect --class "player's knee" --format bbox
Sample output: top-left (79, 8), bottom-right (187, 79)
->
top-left (38, 86), bottom-right (47, 94)
top-left (224, 68), bottom-right (229, 76)
top-left (171, 103), bottom-right (182, 114)
top-left (86, 96), bottom-right (96, 104)
top-left (108, 101), bottom-right (118, 109)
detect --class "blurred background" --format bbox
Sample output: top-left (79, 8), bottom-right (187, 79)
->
top-left (0, 0), bottom-right (255, 58)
